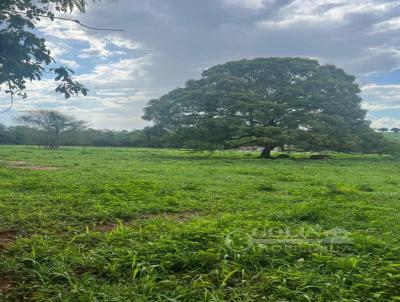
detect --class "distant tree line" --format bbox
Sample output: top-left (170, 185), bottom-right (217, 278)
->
top-left (0, 123), bottom-right (164, 148)
top-left (0, 111), bottom-right (162, 149)
top-left (1, 109), bottom-right (399, 154)
top-left (377, 127), bottom-right (400, 133)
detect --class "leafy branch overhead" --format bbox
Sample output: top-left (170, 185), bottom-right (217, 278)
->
top-left (51, 67), bottom-right (88, 99)
top-left (0, 0), bottom-right (94, 100)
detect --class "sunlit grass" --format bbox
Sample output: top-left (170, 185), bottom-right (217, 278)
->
top-left (0, 146), bottom-right (399, 301)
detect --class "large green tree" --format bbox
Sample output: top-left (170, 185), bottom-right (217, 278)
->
top-left (143, 57), bottom-right (384, 158)
top-left (0, 0), bottom-right (92, 105)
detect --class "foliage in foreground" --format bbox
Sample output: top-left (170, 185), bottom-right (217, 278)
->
top-left (0, 147), bottom-right (400, 301)
top-left (0, 0), bottom-right (90, 100)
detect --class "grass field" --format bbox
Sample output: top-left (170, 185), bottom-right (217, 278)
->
top-left (0, 146), bottom-right (400, 301)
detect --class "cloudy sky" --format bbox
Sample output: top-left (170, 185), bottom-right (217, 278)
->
top-left (1, 0), bottom-right (400, 129)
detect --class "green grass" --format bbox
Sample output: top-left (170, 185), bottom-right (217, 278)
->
top-left (0, 146), bottom-right (400, 301)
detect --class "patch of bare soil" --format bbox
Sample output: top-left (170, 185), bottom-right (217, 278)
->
top-left (13, 166), bottom-right (58, 171)
top-left (94, 223), bottom-right (118, 232)
top-left (6, 161), bottom-right (58, 171)
top-left (0, 230), bottom-right (16, 251)
top-left (0, 274), bottom-right (15, 295)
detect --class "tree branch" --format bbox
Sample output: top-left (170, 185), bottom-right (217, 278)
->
top-left (225, 134), bottom-right (255, 141)
top-left (1, 93), bottom-right (14, 114)
top-left (50, 15), bottom-right (124, 31)
top-left (6, 10), bottom-right (124, 31)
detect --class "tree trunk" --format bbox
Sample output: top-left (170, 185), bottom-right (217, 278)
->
top-left (260, 145), bottom-right (274, 159)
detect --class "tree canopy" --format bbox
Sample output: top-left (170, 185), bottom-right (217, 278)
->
top-left (0, 0), bottom-right (90, 104)
top-left (143, 57), bottom-right (386, 157)
top-left (15, 110), bottom-right (87, 149)
top-left (378, 127), bottom-right (389, 133)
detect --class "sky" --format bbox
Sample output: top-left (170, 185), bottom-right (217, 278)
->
top-left (1, 0), bottom-right (400, 130)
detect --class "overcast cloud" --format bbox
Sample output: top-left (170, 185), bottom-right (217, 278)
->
top-left (1, 0), bottom-right (400, 129)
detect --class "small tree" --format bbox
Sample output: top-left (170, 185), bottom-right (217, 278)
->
top-left (391, 128), bottom-right (400, 133)
top-left (378, 127), bottom-right (389, 133)
top-left (15, 110), bottom-right (87, 149)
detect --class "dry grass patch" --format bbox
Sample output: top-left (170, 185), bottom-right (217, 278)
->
top-left (13, 165), bottom-right (58, 171)
top-left (6, 161), bottom-right (29, 166)
top-left (0, 273), bottom-right (15, 295)
top-left (6, 161), bottom-right (58, 171)
top-left (94, 222), bottom-right (119, 233)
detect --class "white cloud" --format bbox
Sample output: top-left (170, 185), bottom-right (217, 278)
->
top-left (79, 39), bottom-right (112, 58)
top-left (361, 83), bottom-right (400, 111)
top-left (76, 56), bottom-right (152, 88)
top-left (258, 0), bottom-right (398, 28)
top-left (373, 16), bottom-right (400, 32)
top-left (109, 37), bottom-right (140, 50)
top-left (371, 117), bottom-right (400, 129)
top-left (36, 18), bottom-right (139, 59)
top-left (258, 0), bottom-right (398, 29)
top-left (59, 59), bottom-right (80, 69)
top-left (221, 0), bottom-right (273, 10)
top-left (45, 41), bottom-right (70, 58)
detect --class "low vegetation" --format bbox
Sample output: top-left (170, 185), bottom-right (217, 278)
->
top-left (1, 146), bottom-right (400, 301)
top-left (385, 132), bottom-right (400, 144)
